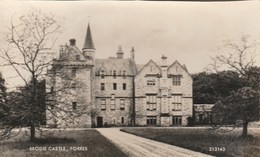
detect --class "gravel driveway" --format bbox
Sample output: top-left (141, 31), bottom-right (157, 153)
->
top-left (97, 128), bottom-right (213, 157)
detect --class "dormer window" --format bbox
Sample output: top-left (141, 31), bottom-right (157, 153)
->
top-left (76, 55), bottom-right (80, 61)
top-left (100, 70), bottom-right (105, 79)
top-left (113, 70), bottom-right (117, 79)
top-left (123, 70), bottom-right (126, 79)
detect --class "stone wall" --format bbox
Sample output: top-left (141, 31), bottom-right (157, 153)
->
top-left (135, 60), bottom-right (193, 126)
top-left (95, 75), bottom-right (134, 126)
top-left (46, 63), bottom-right (93, 128)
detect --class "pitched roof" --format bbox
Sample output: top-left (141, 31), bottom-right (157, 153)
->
top-left (194, 104), bottom-right (214, 112)
top-left (60, 44), bottom-right (86, 61)
top-left (95, 58), bottom-right (136, 75)
top-left (136, 60), bottom-right (162, 75)
top-left (82, 23), bottom-right (95, 50)
top-left (167, 60), bottom-right (191, 76)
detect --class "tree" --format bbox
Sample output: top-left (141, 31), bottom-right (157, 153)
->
top-left (0, 9), bottom-right (61, 141)
top-left (0, 80), bottom-right (45, 139)
top-left (0, 73), bottom-right (7, 121)
top-left (193, 70), bottom-right (245, 104)
top-left (213, 87), bottom-right (259, 137)
top-left (211, 36), bottom-right (260, 137)
top-left (211, 36), bottom-right (257, 76)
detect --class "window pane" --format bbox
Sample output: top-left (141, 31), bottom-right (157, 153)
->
top-left (101, 99), bottom-right (106, 110)
top-left (113, 83), bottom-right (117, 90)
top-left (72, 102), bottom-right (77, 110)
top-left (72, 68), bottom-right (77, 77)
top-left (101, 83), bottom-right (105, 90)
top-left (111, 100), bottom-right (116, 110)
top-left (123, 83), bottom-right (126, 90)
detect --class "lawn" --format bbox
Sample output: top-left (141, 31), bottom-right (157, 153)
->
top-left (120, 127), bottom-right (260, 157)
top-left (0, 129), bottom-right (127, 157)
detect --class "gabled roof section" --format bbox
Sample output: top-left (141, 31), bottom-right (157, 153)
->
top-left (60, 44), bottom-right (86, 61)
top-left (97, 63), bottom-right (107, 73)
top-left (167, 60), bottom-right (191, 76)
top-left (83, 23), bottom-right (95, 50)
top-left (95, 58), bottom-right (136, 75)
top-left (194, 104), bottom-right (214, 112)
top-left (137, 60), bottom-right (162, 75)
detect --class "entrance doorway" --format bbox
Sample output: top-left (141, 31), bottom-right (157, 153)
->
top-left (97, 116), bottom-right (103, 127)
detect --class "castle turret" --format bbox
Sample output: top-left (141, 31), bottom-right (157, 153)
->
top-left (82, 23), bottom-right (95, 60)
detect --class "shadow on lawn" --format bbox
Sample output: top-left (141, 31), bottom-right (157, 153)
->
top-left (120, 128), bottom-right (260, 157)
top-left (31, 137), bottom-right (76, 144)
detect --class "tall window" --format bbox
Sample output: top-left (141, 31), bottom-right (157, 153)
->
top-left (72, 102), bottom-right (77, 110)
top-left (172, 95), bottom-right (182, 111)
top-left (113, 83), bottom-right (117, 90)
top-left (71, 68), bottom-right (77, 77)
top-left (50, 87), bottom-right (54, 93)
top-left (112, 118), bottom-right (116, 124)
top-left (172, 75), bottom-right (181, 86)
top-left (147, 77), bottom-right (156, 86)
top-left (147, 116), bottom-right (157, 125)
top-left (113, 70), bottom-right (117, 79)
top-left (101, 83), bottom-right (105, 90)
top-left (121, 117), bottom-right (124, 124)
top-left (71, 82), bottom-right (77, 89)
top-left (101, 99), bottom-right (106, 111)
top-left (120, 99), bottom-right (125, 110)
top-left (123, 83), bottom-right (126, 90)
top-left (172, 116), bottom-right (182, 125)
top-left (146, 95), bottom-right (157, 111)
top-left (110, 99), bottom-right (116, 110)
top-left (100, 70), bottom-right (105, 79)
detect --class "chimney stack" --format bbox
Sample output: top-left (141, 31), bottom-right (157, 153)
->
top-left (130, 47), bottom-right (135, 61)
top-left (116, 46), bottom-right (124, 59)
top-left (161, 55), bottom-right (167, 67)
top-left (69, 39), bottom-right (76, 46)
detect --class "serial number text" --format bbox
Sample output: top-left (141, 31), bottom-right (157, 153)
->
top-left (209, 147), bottom-right (226, 152)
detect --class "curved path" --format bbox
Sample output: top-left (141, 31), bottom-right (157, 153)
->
top-left (97, 128), bottom-right (213, 157)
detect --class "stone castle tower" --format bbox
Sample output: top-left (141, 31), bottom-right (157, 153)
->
top-left (46, 24), bottom-right (95, 128)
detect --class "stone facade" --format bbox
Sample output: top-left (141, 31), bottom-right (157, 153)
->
top-left (94, 58), bottom-right (135, 127)
top-left (46, 39), bottom-right (94, 128)
top-left (135, 58), bottom-right (193, 126)
top-left (46, 24), bottom-right (193, 128)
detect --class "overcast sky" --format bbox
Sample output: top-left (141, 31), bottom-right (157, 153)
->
top-left (1, 1), bottom-right (260, 88)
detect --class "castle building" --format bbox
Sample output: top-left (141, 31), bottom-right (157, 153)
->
top-left (46, 24), bottom-right (193, 128)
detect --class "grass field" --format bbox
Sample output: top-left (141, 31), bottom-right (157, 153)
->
top-left (0, 129), bottom-right (127, 157)
top-left (120, 127), bottom-right (260, 157)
